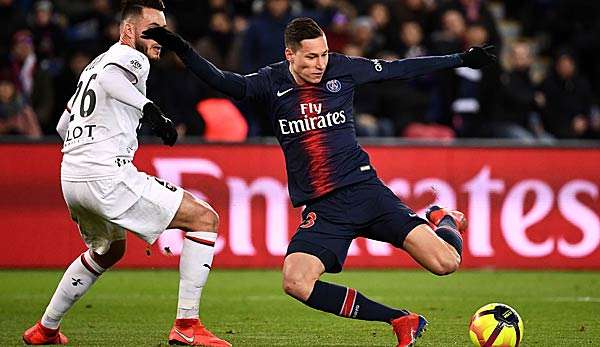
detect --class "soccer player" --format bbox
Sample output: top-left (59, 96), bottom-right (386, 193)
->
top-left (22, 1), bottom-right (230, 346)
top-left (142, 17), bottom-right (495, 347)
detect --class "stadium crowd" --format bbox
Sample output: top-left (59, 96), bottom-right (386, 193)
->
top-left (1, 0), bottom-right (599, 141)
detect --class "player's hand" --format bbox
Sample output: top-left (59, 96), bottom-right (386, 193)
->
top-left (459, 46), bottom-right (497, 69)
top-left (142, 102), bottom-right (178, 146)
top-left (141, 26), bottom-right (189, 55)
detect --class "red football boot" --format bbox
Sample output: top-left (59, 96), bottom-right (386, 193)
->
top-left (23, 322), bottom-right (69, 345)
top-left (168, 318), bottom-right (231, 346)
top-left (425, 205), bottom-right (468, 233)
top-left (391, 313), bottom-right (428, 347)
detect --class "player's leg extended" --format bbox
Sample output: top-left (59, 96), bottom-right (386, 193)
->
top-left (403, 206), bottom-right (467, 276)
top-left (166, 191), bottom-right (230, 347)
top-left (23, 240), bottom-right (126, 345)
top-left (283, 252), bottom-right (410, 323)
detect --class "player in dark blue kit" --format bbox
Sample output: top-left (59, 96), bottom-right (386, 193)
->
top-left (143, 18), bottom-right (495, 347)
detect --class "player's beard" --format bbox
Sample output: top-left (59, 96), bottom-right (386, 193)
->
top-left (134, 37), bottom-right (156, 61)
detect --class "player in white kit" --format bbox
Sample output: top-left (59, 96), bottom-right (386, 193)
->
top-left (22, 1), bottom-right (230, 346)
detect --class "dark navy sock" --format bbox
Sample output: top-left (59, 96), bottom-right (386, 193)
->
top-left (304, 280), bottom-right (408, 322)
top-left (435, 216), bottom-right (462, 255)
top-left (439, 215), bottom-right (457, 229)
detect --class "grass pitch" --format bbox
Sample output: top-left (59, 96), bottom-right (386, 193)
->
top-left (1, 269), bottom-right (599, 346)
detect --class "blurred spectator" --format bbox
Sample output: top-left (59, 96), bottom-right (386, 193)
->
top-left (0, 73), bottom-right (42, 138)
top-left (431, 24), bottom-right (498, 137)
top-left (438, 0), bottom-right (501, 51)
top-left (354, 51), bottom-right (447, 138)
top-left (63, 0), bottom-right (114, 53)
top-left (28, 0), bottom-right (66, 75)
top-left (323, 2), bottom-right (356, 53)
top-left (8, 30), bottom-right (54, 134)
top-left (491, 41), bottom-right (549, 140)
top-left (540, 50), bottom-right (594, 139)
top-left (166, 0), bottom-right (234, 42)
top-left (240, 0), bottom-right (294, 73)
top-left (52, 50), bottom-right (92, 125)
top-left (367, 2), bottom-right (395, 51)
top-left (396, 21), bottom-right (427, 58)
top-left (348, 16), bottom-right (382, 58)
top-left (196, 11), bottom-right (237, 70)
top-left (97, 17), bottom-right (120, 52)
top-left (0, 0), bottom-right (27, 58)
top-left (391, 0), bottom-right (437, 34)
top-left (147, 53), bottom-right (209, 138)
top-left (430, 9), bottom-right (465, 55)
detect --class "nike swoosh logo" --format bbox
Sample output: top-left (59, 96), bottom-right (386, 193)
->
top-left (174, 328), bottom-right (194, 343)
top-left (277, 88), bottom-right (293, 97)
top-left (408, 213), bottom-right (418, 218)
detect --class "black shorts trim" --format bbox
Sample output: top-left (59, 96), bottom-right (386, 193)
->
top-left (395, 218), bottom-right (429, 248)
top-left (286, 239), bottom-right (342, 273)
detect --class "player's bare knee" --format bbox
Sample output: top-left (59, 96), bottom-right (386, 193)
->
top-left (430, 256), bottom-right (459, 276)
top-left (282, 271), bottom-right (313, 301)
top-left (198, 207), bottom-right (219, 232)
top-left (190, 201), bottom-right (219, 233)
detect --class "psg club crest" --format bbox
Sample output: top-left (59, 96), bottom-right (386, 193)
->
top-left (326, 79), bottom-right (341, 93)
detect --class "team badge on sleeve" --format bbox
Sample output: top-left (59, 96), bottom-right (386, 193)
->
top-left (129, 59), bottom-right (142, 70)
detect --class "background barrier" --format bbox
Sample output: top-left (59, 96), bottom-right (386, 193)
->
top-left (1, 143), bottom-right (599, 269)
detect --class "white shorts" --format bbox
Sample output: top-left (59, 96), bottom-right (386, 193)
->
top-left (61, 164), bottom-right (184, 255)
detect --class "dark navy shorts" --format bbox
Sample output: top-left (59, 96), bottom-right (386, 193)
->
top-left (286, 177), bottom-right (427, 273)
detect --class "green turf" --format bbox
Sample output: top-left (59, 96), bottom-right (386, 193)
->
top-left (1, 269), bottom-right (599, 346)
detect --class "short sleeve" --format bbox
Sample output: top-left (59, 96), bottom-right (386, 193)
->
top-left (243, 67), bottom-right (272, 101)
top-left (103, 45), bottom-right (150, 85)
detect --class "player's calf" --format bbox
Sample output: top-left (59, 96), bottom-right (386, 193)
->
top-left (403, 224), bottom-right (461, 276)
top-left (283, 254), bottom-right (411, 323)
top-left (91, 239), bottom-right (126, 269)
top-left (166, 192), bottom-right (222, 323)
top-left (425, 205), bottom-right (466, 273)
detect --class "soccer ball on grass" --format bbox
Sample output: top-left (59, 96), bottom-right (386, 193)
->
top-left (469, 303), bottom-right (524, 347)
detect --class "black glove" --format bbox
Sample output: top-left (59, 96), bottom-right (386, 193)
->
top-left (141, 102), bottom-right (178, 146)
top-left (459, 46), bottom-right (497, 69)
top-left (141, 26), bottom-right (190, 55)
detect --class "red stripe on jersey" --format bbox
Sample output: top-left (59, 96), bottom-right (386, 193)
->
top-left (185, 235), bottom-right (216, 247)
top-left (298, 87), bottom-right (334, 196)
top-left (80, 254), bottom-right (101, 276)
top-left (340, 288), bottom-right (357, 317)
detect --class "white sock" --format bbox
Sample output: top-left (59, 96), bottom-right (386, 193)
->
top-left (41, 251), bottom-right (105, 329)
top-left (176, 231), bottom-right (217, 319)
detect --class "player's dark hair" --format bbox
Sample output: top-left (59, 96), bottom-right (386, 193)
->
top-left (284, 17), bottom-right (324, 50)
top-left (120, 0), bottom-right (165, 21)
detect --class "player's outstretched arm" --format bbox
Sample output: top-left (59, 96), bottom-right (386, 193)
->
top-left (350, 46), bottom-right (496, 84)
top-left (141, 27), bottom-right (247, 100)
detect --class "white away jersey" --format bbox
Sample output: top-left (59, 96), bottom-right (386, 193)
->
top-left (61, 43), bottom-right (150, 181)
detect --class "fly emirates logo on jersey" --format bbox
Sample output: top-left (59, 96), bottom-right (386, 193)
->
top-left (278, 102), bottom-right (346, 135)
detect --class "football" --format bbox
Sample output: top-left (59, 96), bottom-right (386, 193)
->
top-left (469, 303), bottom-right (524, 347)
